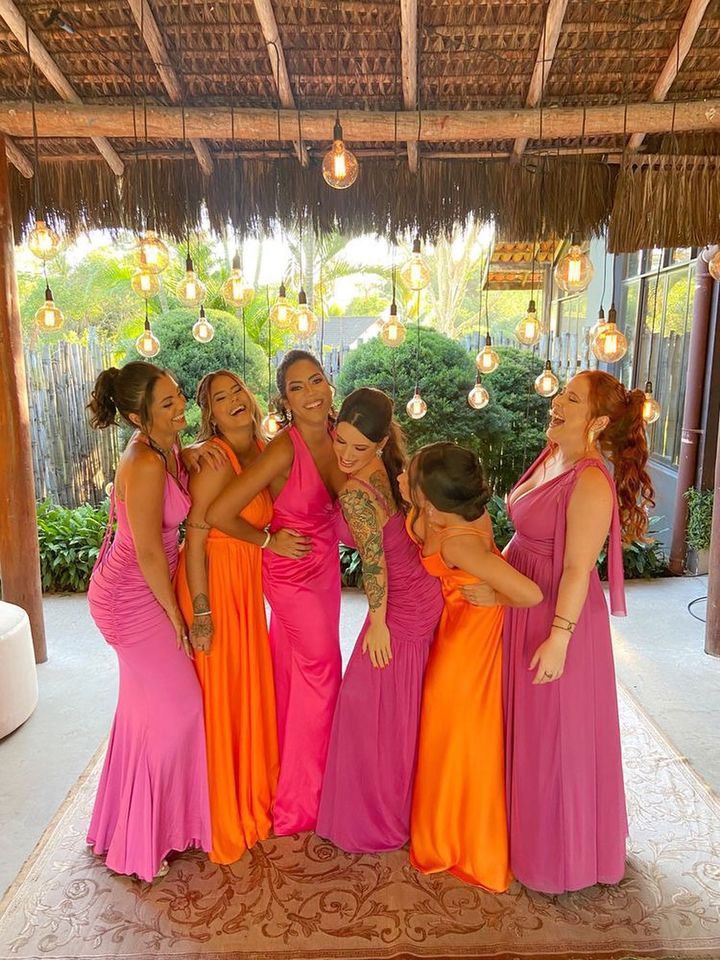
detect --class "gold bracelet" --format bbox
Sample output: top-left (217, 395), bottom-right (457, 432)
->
top-left (552, 615), bottom-right (576, 633)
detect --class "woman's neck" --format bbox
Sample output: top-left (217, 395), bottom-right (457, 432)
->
top-left (428, 508), bottom-right (470, 530)
top-left (295, 417), bottom-right (329, 446)
top-left (553, 438), bottom-right (598, 467)
top-left (218, 425), bottom-right (255, 459)
top-left (145, 429), bottom-right (176, 454)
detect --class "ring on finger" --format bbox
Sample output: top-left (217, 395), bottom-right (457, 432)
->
top-left (543, 670), bottom-right (553, 679)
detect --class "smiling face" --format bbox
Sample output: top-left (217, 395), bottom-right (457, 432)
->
top-left (139, 373), bottom-right (186, 435)
top-left (547, 373), bottom-right (607, 447)
top-left (208, 373), bottom-right (253, 433)
top-left (282, 358), bottom-right (333, 425)
top-left (334, 421), bottom-right (386, 476)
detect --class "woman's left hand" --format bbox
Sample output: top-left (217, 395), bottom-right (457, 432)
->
top-left (460, 582), bottom-right (498, 606)
top-left (183, 441), bottom-right (228, 473)
top-left (529, 630), bottom-right (570, 685)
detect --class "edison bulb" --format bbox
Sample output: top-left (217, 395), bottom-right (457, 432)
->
top-left (708, 249), bottom-right (720, 281)
top-left (592, 323), bottom-right (628, 363)
top-left (136, 230), bottom-right (169, 273)
top-left (322, 119), bottom-right (359, 189)
top-left (293, 291), bottom-right (318, 338)
top-left (270, 283), bottom-right (295, 328)
top-left (192, 307), bottom-right (215, 343)
top-left (27, 219), bottom-right (61, 260)
top-left (642, 384), bottom-right (661, 424)
top-left (176, 256), bottom-right (206, 308)
top-left (399, 238), bottom-right (431, 291)
top-left (261, 412), bottom-right (283, 437)
top-left (515, 299), bottom-right (541, 346)
top-left (554, 243), bottom-right (594, 294)
top-left (136, 324), bottom-right (160, 358)
top-left (35, 287), bottom-right (64, 332)
top-left (476, 337), bottom-right (500, 375)
top-left (379, 304), bottom-right (406, 347)
top-left (131, 269), bottom-right (160, 300)
top-left (222, 255), bottom-right (254, 308)
top-left (406, 391), bottom-right (428, 420)
top-left (468, 382), bottom-right (490, 409)
top-left (534, 362), bottom-right (559, 398)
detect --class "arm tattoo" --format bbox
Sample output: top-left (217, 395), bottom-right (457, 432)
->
top-left (339, 488), bottom-right (386, 612)
top-left (367, 469), bottom-right (396, 514)
top-left (193, 592), bottom-right (210, 614)
top-left (186, 518), bottom-right (211, 530)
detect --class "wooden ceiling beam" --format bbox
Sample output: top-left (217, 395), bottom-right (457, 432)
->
top-left (512, 0), bottom-right (569, 158)
top-left (4, 136), bottom-right (33, 177)
top-left (627, 0), bottom-right (712, 151)
top-left (0, 0), bottom-right (124, 176)
top-left (126, 0), bottom-right (213, 175)
top-left (251, 0), bottom-right (309, 166)
top-left (400, 0), bottom-right (418, 173)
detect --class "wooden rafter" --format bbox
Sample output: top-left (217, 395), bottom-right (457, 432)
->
top-left (126, 0), bottom-right (213, 175)
top-left (251, 0), bottom-right (309, 166)
top-left (627, 0), bottom-right (712, 151)
top-left (400, 0), bottom-right (418, 173)
top-left (4, 136), bottom-right (32, 177)
top-left (0, 0), bottom-right (124, 176)
top-left (512, 0), bottom-right (569, 158)
top-left (1, 99), bottom-right (718, 142)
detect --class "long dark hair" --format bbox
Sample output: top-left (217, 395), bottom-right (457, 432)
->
top-left (408, 442), bottom-right (490, 525)
top-left (87, 361), bottom-right (167, 432)
top-left (274, 349), bottom-right (332, 425)
top-left (336, 387), bottom-right (407, 511)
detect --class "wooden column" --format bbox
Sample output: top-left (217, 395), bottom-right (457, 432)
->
top-left (0, 135), bottom-right (46, 662)
top-left (706, 397), bottom-right (720, 657)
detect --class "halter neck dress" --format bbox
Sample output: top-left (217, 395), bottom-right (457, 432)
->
top-left (503, 447), bottom-right (627, 894)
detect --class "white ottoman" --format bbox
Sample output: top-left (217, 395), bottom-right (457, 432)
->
top-left (0, 601), bottom-right (39, 739)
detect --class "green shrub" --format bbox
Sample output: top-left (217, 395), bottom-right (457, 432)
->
top-left (684, 488), bottom-right (713, 551)
top-left (36, 499), bottom-right (109, 592)
top-left (487, 494), bottom-right (515, 550)
top-left (340, 543), bottom-right (363, 588)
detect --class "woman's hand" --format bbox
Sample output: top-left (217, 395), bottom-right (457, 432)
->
top-left (190, 616), bottom-right (213, 654)
top-left (169, 607), bottom-right (193, 658)
top-left (460, 581), bottom-right (498, 606)
top-left (183, 441), bottom-right (228, 474)
top-left (269, 528), bottom-right (312, 559)
top-left (363, 620), bottom-right (393, 669)
top-left (529, 630), bottom-right (569, 684)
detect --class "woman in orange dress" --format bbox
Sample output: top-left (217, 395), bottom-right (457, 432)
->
top-left (405, 443), bottom-right (542, 891)
top-left (175, 370), bottom-right (279, 864)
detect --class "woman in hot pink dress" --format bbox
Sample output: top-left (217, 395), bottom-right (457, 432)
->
top-left (208, 350), bottom-right (345, 835)
top-left (86, 362), bottom-right (211, 882)
top-left (493, 370), bottom-right (654, 894)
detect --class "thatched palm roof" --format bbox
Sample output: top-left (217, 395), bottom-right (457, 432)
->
top-left (2, 0), bottom-right (720, 249)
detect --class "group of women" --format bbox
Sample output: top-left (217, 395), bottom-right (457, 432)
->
top-left (85, 347), bottom-right (653, 895)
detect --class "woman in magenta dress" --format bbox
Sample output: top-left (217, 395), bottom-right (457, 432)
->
top-left (86, 362), bottom-right (211, 882)
top-left (207, 350), bottom-right (345, 835)
top-left (494, 370), bottom-right (654, 894)
top-left (316, 389), bottom-right (443, 852)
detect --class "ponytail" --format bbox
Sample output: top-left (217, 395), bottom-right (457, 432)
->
top-left (380, 418), bottom-right (408, 514)
top-left (88, 367), bottom-right (122, 429)
top-left (87, 361), bottom-right (166, 433)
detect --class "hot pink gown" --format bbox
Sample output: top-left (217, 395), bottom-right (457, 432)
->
top-left (262, 425), bottom-right (342, 835)
top-left (86, 452), bottom-right (211, 881)
top-left (503, 448), bottom-right (628, 894)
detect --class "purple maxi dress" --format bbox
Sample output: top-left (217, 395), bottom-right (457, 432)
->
top-left (87, 453), bottom-right (211, 881)
top-left (317, 480), bottom-right (443, 853)
top-left (503, 448), bottom-right (628, 894)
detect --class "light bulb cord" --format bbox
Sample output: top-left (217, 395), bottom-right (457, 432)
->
top-left (23, 18), bottom-right (42, 214)
top-left (414, 290), bottom-right (421, 392)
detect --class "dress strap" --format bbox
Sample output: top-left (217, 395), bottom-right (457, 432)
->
top-left (438, 524), bottom-right (492, 543)
top-left (210, 436), bottom-right (241, 475)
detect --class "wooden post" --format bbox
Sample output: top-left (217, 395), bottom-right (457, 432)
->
top-left (0, 135), bottom-right (47, 662)
top-left (706, 416), bottom-right (720, 657)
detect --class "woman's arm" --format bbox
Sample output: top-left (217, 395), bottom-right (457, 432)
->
top-left (339, 483), bottom-right (391, 668)
top-left (184, 462), bottom-right (234, 653)
top-left (124, 450), bottom-right (191, 656)
top-left (442, 535), bottom-right (543, 608)
top-left (529, 466), bottom-right (613, 685)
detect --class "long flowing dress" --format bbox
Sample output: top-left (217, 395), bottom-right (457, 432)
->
top-left (410, 525), bottom-right (512, 891)
top-left (87, 451), bottom-right (211, 882)
top-left (317, 481), bottom-right (443, 853)
top-left (503, 448), bottom-right (628, 894)
top-left (175, 437), bottom-right (279, 864)
top-left (263, 424), bottom-right (342, 835)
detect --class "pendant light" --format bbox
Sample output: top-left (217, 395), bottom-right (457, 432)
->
top-left (708, 248), bottom-right (720, 281)
top-left (534, 254), bottom-right (559, 398)
top-left (380, 253), bottom-right (406, 347)
top-left (261, 287), bottom-right (283, 437)
top-left (515, 241), bottom-right (542, 346)
top-left (131, 268), bottom-right (160, 299)
top-left (192, 304), bottom-right (215, 343)
top-left (34, 283), bottom-right (64, 332)
top-left (399, 236), bottom-right (431, 291)
top-left (136, 230), bottom-right (169, 274)
top-left (322, 1), bottom-right (358, 189)
top-left (469, 251), bottom-right (490, 409)
top-left (642, 380), bottom-right (661, 424)
top-left (292, 222), bottom-right (318, 339)
top-left (28, 220), bottom-right (60, 261)
top-left (475, 285), bottom-right (499, 374)
top-left (222, 250), bottom-right (254, 308)
top-left (554, 241), bottom-right (594, 294)
top-left (592, 302), bottom-right (628, 363)
top-left (136, 304), bottom-right (160, 358)
top-left (270, 282), bottom-right (295, 328)
top-left (406, 290), bottom-right (427, 419)
top-left (267, 45), bottom-right (296, 332)
top-left (642, 257), bottom-right (663, 426)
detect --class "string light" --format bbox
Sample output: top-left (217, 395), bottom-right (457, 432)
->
top-left (399, 236), bottom-right (431, 291)
top-left (192, 305), bottom-right (214, 343)
top-left (34, 284), bottom-right (64, 332)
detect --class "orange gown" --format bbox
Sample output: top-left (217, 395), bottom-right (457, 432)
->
top-left (409, 523), bottom-right (512, 891)
top-left (176, 438), bottom-right (279, 864)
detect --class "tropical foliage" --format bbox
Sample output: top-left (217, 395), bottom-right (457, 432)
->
top-left (36, 499), bottom-right (108, 592)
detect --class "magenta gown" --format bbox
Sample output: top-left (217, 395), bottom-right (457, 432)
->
top-left (317, 480), bottom-right (443, 853)
top-left (503, 448), bottom-right (628, 894)
top-left (86, 453), bottom-right (211, 881)
top-left (262, 425), bottom-right (342, 835)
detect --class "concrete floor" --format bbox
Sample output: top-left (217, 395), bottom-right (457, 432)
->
top-left (0, 578), bottom-right (718, 901)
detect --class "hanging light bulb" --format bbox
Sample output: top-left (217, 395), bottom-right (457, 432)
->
top-left (406, 388), bottom-right (428, 420)
top-left (222, 253), bottom-right (254, 308)
top-left (34, 284), bottom-right (64, 332)
top-left (515, 298), bottom-right (542, 346)
top-left (642, 380), bottom-right (661, 424)
top-left (27, 219), bottom-right (61, 261)
top-left (708, 249), bottom-right (720, 281)
top-left (261, 410), bottom-right (283, 438)
top-left (475, 334), bottom-right (500, 374)
top-left (136, 317), bottom-right (160, 358)
top-left (468, 375), bottom-right (490, 410)
top-left (554, 242), bottom-right (594, 294)
top-left (589, 306), bottom-right (606, 342)
top-left (192, 305), bottom-right (215, 343)
top-left (379, 301), bottom-right (406, 347)
top-left (534, 360), bottom-right (560, 398)
top-left (292, 289), bottom-right (318, 338)
top-left (176, 254), bottom-right (206, 308)
top-left (592, 304), bottom-right (628, 363)
top-left (136, 230), bottom-right (170, 274)
top-left (269, 282), bottom-right (295, 329)
top-left (322, 117), bottom-right (359, 189)
top-left (131, 268), bottom-right (160, 300)
top-left (399, 236), bottom-right (431, 291)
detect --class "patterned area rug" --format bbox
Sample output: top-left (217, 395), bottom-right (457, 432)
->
top-left (1, 688), bottom-right (719, 960)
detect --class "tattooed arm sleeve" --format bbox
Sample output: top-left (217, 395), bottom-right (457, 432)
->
top-left (339, 486), bottom-right (388, 618)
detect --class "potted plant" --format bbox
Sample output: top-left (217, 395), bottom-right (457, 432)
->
top-left (684, 488), bottom-right (714, 575)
